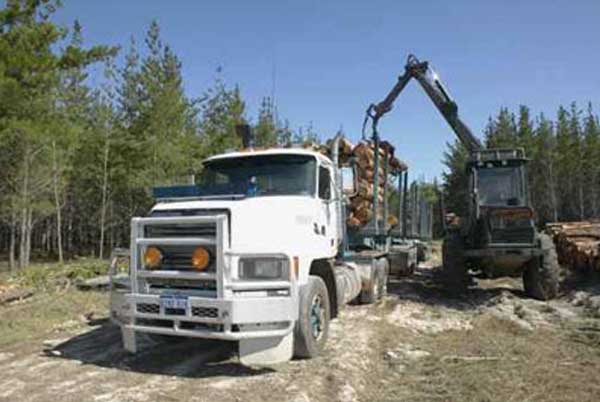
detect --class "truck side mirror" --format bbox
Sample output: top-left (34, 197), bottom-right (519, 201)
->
top-left (341, 166), bottom-right (357, 197)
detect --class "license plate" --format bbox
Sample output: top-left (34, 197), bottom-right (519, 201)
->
top-left (160, 294), bottom-right (188, 310)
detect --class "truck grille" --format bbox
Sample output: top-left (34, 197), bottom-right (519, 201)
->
top-left (149, 245), bottom-right (216, 272)
top-left (144, 221), bottom-right (217, 272)
top-left (135, 303), bottom-right (218, 319)
top-left (491, 227), bottom-right (534, 244)
top-left (138, 212), bottom-right (227, 299)
top-left (147, 278), bottom-right (217, 293)
top-left (144, 223), bottom-right (216, 238)
top-left (192, 306), bottom-right (219, 318)
top-left (137, 303), bottom-right (160, 314)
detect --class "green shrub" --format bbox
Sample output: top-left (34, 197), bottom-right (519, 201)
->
top-left (12, 259), bottom-right (109, 291)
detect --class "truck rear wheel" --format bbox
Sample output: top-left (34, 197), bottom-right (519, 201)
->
top-left (294, 276), bottom-right (330, 359)
top-left (442, 231), bottom-right (468, 291)
top-left (523, 233), bottom-right (559, 300)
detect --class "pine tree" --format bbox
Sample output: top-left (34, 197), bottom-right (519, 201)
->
top-left (484, 108), bottom-right (517, 148)
top-left (49, 20), bottom-right (96, 263)
top-left (293, 122), bottom-right (320, 145)
top-left (198, 78), bottom-right (246, 157)
top-left (567, 103), bottom-right (585, 219)
top-left (254, 97), bottom-right (278, 147)
top-left (441, 140), bottom-right (470, 218)
top-left (532, 114), bottom-right (558, 223)
top-left (555, 106), bottom-right (575, 220)
top-left (582, 103), bottom-right (600, 218)
top-left (0, 0), bottom-right (115, 267)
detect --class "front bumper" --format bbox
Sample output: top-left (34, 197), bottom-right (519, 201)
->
top-left (116, 292), bottom-right (295, 341)
top-left (118, 214), bottom-right (297, 341)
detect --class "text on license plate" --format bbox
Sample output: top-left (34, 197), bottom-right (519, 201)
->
top-left (160, 295), bottom-right (188, 310)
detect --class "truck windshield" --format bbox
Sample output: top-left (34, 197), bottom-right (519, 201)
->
top-left (477, 166), bottom-right (524, 206)
top-left (196, 154), bottom-right (316, 197)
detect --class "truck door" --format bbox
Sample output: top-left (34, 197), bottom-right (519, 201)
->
top-left (318, 164), bottom-right (339, 256)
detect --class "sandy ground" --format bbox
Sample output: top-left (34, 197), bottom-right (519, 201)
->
top-left (2, 252), bottom-right (600, 402)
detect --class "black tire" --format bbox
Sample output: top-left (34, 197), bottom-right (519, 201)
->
top-left (417, 245), bottom-right (426, 263)
top-left (442, 231), bottom-right (468, 291)
top-left (294, 275), bottom-right (331, 359)
top-left (523, 233), bottom-right (559, 300)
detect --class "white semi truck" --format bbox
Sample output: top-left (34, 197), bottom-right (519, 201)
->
top-left (109, 134), bottom-right (414, 365)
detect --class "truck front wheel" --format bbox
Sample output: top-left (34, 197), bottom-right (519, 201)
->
top-left (294, 275), bottom-right (330, 359)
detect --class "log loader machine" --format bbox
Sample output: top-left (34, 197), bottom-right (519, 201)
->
top-left (363, 54), bottom-right (560, 300)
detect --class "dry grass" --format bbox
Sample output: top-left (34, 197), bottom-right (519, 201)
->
top-left (368, 313), bottom-right (600, 402)
top-left (0, 288), bottom-right (107, 349)
top-left (0, 259), bottom-right (110, 348)
top-left (2, 247), bottom-right (600, 402)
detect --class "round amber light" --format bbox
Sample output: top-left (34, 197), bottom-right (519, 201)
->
top-left (143, 246), bottom-right (162, 269)
top-left (191, 247), bottom-right (210, 271)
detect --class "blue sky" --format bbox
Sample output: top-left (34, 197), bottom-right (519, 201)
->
top-left (54, 0), bottom-right (599, 180)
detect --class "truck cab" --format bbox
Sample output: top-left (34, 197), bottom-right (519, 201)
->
top-left (109, 145), bottom-right (390, 365)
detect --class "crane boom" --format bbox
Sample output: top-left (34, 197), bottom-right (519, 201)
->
top-left (365, 55), bottom-right (483, 153)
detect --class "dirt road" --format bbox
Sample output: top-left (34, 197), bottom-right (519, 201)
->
top-left (2, 256), bottom-right (600, 402)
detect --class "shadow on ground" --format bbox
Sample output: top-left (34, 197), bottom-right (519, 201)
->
top-left (389, 259), bottom-right (600, 313)
top-left (45, 320), bottom-right (274, 378)
top-left (387, 264), bottom-right (530, 312)
top-left (561, 269), bottom-right (600, 297)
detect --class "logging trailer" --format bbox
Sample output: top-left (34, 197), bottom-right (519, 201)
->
top-left (363, 54), bottom-right (560, 300)
top-left (108, 130), bottom-right (417, 365)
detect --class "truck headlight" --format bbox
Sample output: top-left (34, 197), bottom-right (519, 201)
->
top-left (143, 246), bottom-right (162, 269)
top-left (238, 257), bottom-right (289, 281)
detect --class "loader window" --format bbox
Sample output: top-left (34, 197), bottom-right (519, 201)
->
top-left (197, 154), bottom-right (316, 197)
top-left (477, 167), bottom-right (525, 206)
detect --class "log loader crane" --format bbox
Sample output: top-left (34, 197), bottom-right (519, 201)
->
top-left (363, 54), bottom-right (559, 300)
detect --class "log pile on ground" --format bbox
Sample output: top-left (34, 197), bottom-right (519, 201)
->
top-left (0, 283), bottom-right (33, 305)
top-left (546, 221), bottom-right (600, 272)
top-left (322, 138), bottom-right (406, 229)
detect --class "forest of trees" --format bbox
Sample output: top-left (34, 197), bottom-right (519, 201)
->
top-left (0, 1), bottom-right (317, 270)
top-left (443, 104), bottom-right (600, 227)
top-left (1, 2), bottom-right (598, 270)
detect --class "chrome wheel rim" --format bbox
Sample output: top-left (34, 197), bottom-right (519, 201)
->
top-left (310, 294), bottom-right (325, 340)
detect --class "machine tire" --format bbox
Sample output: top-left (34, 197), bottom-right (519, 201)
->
top-left (523, 233), bottom-right (559, 300)
top-left (442, 231), bottom-right (468, 291)
top-left (294, 275), bottom-right (331, 359)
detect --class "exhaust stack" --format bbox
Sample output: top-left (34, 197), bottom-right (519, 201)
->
top-left (236, 124), bottom-right (254, 149)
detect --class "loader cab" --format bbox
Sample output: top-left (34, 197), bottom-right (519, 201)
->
top-left (474, 163), bottom-right (527, 208)
top-left (467, 148), bottom-right (536, 247)
top-left (468, 148), bottom-right (529, 209)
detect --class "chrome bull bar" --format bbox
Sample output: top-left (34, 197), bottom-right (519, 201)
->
top-left (130, 214), bottom-right (228, 297)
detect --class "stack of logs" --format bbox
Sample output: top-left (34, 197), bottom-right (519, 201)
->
top-left (324, 138), bottom-right (406, 229)
top-left (545, 221), bottom-right (600, 272)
